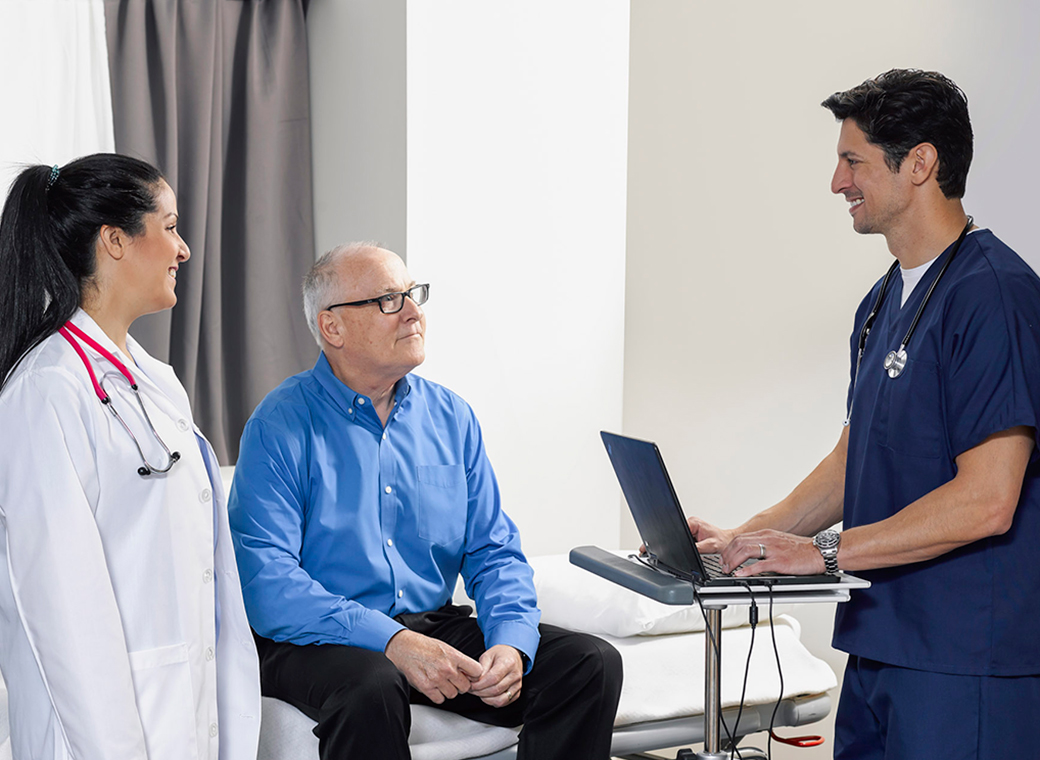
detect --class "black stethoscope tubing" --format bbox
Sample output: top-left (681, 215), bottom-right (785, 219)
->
top-left (845, 216), bottom-right (974, 425)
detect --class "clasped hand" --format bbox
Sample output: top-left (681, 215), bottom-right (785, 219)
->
top-left (385, 630), bottom-right (522, 707)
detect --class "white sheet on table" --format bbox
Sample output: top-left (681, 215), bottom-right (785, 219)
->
top-left (610, 614), bottom-right (836, 726)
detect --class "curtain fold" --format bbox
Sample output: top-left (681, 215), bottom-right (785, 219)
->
top-left (103, 0), bottom-right (317, 463)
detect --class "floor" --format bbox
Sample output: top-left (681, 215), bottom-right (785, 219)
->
top-left (622, 713), bottom-right (838, 759)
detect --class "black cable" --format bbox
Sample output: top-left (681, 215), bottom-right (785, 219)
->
top-left (725, 582), bottom-right (759, 758)
top-left (691, 582), bottom-right (743, 758)
top-left (628, 552), bottom-right (659, 573)
top-left (765, 584), bottom-right (784, 760)
top-left (634, 554), bottom-right (763, 758)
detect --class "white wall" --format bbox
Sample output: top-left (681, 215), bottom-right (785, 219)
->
top-left (406, 1), bottom-right (631, 557)
top-left (625, 1), bottom-right (1040, 755)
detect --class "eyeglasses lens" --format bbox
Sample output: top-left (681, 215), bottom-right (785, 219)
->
top-left (381, 284), bottom-right (429, 314)
top-left (411, 284), bottom-right (429, 306)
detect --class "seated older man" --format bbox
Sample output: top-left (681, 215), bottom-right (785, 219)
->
top-left (229, 243), bottom-right (622, 760)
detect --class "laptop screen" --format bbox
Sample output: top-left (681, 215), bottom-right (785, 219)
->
top-left (600, 431), bottom-right (706, 580)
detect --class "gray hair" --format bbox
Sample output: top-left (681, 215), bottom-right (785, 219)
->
top-left (301, 241), bottom-right (381, 347)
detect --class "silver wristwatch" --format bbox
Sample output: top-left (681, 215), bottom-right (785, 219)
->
top-left (812, 529), bottom-right (841, 575)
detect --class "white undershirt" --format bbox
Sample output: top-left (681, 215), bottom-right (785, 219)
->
top-left (899, 256), bottom-right (939, 307)
top-left (899, 228), bottom-right (982, 307)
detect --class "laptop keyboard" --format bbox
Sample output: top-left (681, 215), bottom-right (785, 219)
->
top-left (701, 553), bottom-right (733, 578)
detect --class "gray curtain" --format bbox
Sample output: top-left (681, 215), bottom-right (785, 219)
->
top-left (104, 0), bottom-right (318, 463)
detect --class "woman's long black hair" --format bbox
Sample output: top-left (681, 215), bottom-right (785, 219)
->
top-left (0, 153), bottom-right (164, 389)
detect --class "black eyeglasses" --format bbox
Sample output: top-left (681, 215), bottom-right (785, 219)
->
top-left (325, 283), bottom-right (430, 315)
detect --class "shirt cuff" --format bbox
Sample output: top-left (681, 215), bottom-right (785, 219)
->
top-left (485, 621), bottom-right (541, 674)
top-left (350, 608), bottom-right (406, 652)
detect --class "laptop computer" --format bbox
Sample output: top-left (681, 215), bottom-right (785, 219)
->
top-left (601, 431), bottom-right (842, 589)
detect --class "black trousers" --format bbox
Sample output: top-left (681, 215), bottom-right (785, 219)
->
top-left (255, 608), bottom-right (623, 760)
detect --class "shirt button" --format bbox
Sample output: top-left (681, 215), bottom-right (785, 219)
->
top-left (387, 539), bottom-right (393, 547)
top-left (200, 488), bottom-right (212, 503)
top-left (209, 723), bottom-right (218, 738)
top-left (177, 419), bottom-right (190, 432)
top-left (348, 408), bottom-right (354, 414)
top-left (385, 486), bottom-right (392, 494)
top-left (206, 646), bottom-right (215, 661)
top-left (382, 432), bottom-right (387, 440)
top-left (358, 398), bottom-right (366, 405)
top-left (398, 590), bottom-right (404, 598)
top-left (203, 569), bottom-right (213, 583)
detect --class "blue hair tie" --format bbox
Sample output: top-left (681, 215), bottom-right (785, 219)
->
top-left (46, 164), bottom-right (60, 189)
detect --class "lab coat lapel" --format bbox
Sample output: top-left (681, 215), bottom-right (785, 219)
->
top-left (123, 335), bottom-right (194, 425)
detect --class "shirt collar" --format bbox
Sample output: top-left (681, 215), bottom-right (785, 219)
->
top-left (313, 352), bottom-right (414, 425)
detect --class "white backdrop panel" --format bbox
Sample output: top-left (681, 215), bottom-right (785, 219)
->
top-left (406, 0), bottom-right (631, 556)
top-left (0, 0), bottom-right (114, 196)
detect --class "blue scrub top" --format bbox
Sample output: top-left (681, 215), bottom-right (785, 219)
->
top-left (835, 229), bottom-right (1040, 676)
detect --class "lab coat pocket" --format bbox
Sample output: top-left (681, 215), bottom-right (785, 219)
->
top-left (127, 643), bottom-right (200, 760)
top-left (882, 358), bottom-right (943, 458)
top-left (416, 464), bottom-right (467, 546)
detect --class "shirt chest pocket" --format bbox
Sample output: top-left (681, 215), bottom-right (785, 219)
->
top-left (878, 357), bottom-right (945, 459)
top-left (416, 464), bottom-right (467, 546)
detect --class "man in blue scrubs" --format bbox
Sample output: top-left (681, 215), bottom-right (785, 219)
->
top-left (689, 70), bottom-right (1040, 758)
top-left (228, 244), bottom-right (622, 760)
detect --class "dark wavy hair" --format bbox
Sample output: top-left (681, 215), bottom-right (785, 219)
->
top-left (0, 153), bottom-right (164, 388)
top-left (821, 69), bottom-right (973, 199)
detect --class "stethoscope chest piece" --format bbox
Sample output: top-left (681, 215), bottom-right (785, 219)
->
top-left (846, 217), bottom-right (974, 422)
top-left (884, 348), bottom-right (907, 379)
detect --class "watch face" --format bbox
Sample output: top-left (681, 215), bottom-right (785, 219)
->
top-left (815, 530), bottom-right (840, 550)
top-left (813, 530), bottom-right (840, 574)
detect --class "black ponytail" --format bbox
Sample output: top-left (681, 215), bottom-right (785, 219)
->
top-left (0, 153), bottom-right (164, 388)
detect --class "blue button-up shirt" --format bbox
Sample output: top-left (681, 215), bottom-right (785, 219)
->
top-left (228, 354), bottom-right (541, 665)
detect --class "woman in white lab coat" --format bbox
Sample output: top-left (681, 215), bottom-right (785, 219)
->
top-left (0, 155), bottom-right (260, 760)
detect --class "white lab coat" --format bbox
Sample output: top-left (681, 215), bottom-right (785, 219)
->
top-left (0, 310), bottom-right (260, 760)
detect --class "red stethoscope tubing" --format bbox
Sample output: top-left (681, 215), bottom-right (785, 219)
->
top-left (59, 321), bottom-right (180, 477)
top-left (59, 321), bottom-right (135, 402)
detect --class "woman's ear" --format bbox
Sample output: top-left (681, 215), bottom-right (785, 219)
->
top-left (96, 224), bottom-right (130, 261)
